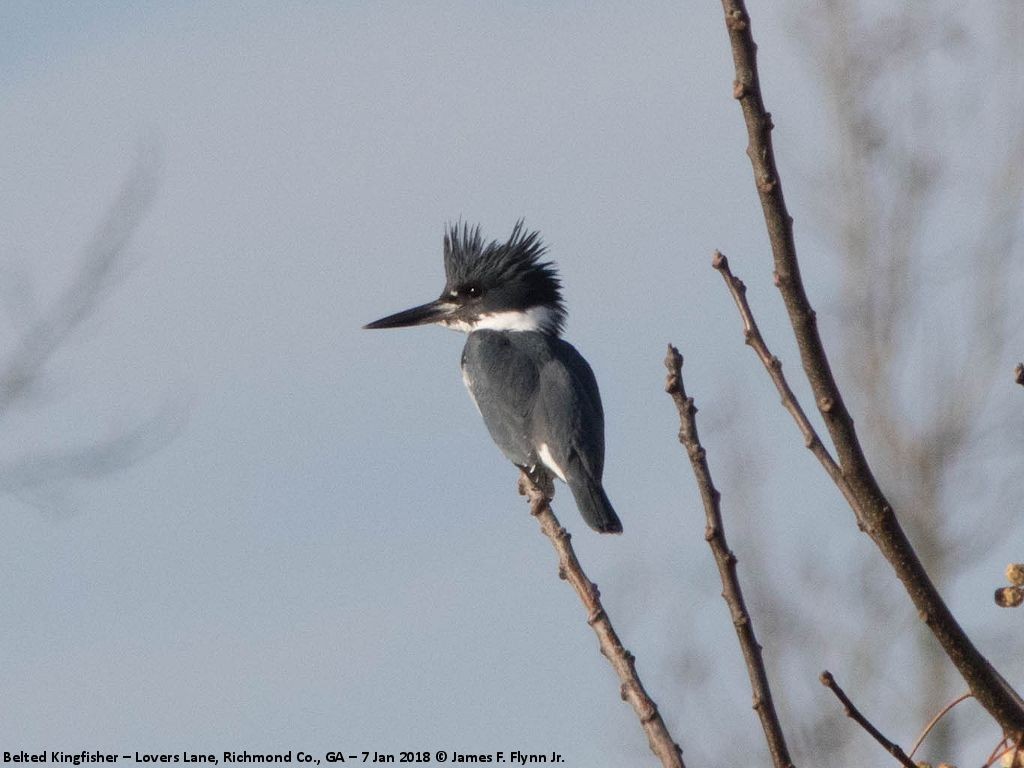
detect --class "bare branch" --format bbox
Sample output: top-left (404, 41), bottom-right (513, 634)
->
top-left (716, 0), bottom-right (1024, 735)
top-left (664, 344), bottom-right (794, 768)
top-left (819, 670), bottom-right (918, 768)
top-left (517, 472), bottom-right (685, 768)
top-left (985, 737), bottom-right (1013, 768)
top-left (710, 251), bottom-right (860, 517)
top-left (982, 735), bottom-right (1024, 768)
top-left (787, 5), bottom-right (1024, 754)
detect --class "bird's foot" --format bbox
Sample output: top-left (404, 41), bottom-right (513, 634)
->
top-left (519, 464), bottom-right (555, 501)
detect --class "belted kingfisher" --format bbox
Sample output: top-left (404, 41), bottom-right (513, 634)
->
top-left (364, 222), bottom-right (622, 534)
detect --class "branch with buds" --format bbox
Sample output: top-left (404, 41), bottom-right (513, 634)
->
top-left (996, 564), bottom-right (1024, 608)
top-left (664, 344), bottom-right (794, 768)
top-left (820, 671), bottom-right (918, 768)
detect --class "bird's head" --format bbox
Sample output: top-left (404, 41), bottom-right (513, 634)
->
top-left (364, 221), bottom-right (566, 336)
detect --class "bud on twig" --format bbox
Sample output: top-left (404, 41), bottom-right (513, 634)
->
top-left (1006, 563), bottom-right (1024, 586)
top-left (995, 587), bottom-right (1023, 608)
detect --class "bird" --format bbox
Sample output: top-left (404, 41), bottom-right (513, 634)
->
top-left (364, 221), bottom-right (622, 534)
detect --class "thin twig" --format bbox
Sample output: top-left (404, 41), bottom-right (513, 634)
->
top-left (664, 345), bottom-right (794, 768)
top-left (986, 735), bottom-right (1023, 768)
top-left (908, 692), bottom-right (973, 759)
top-left (985, 736), bottom-right (1011, 768)
top-left (711, 252), bottom-right (860, 518)
top-left (518, 472), bottom-right (686, 768)
top-left (717, 0), bottom-right (1024, 735)
top-left (819, 671), bottom-right (918, 768)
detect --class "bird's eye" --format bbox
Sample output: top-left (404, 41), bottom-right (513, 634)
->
top-left (461, 284), bottom-right (483, 298)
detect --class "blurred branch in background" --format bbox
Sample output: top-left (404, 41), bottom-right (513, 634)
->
top-left (715, 0), bottom-right (1024, 754)
top-left (778, 0), bottom-right (1024, 757)
top-left (0, 146), bottom-right (176, 506)
top-left (793, 2), bottom-right (1024, 754)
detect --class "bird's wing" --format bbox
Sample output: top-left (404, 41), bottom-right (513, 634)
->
top-left (534, 338), bottom-right (606, 482)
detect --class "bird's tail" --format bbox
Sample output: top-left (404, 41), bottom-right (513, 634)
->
top-left (568, 475), bottom-right (623, 534)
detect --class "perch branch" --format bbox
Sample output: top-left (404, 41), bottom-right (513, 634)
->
top-left (664, 345), bottom-right (794, 768)
top-left (819, 671), bottom-right (917, 768)
top-left (518, 472), bottom-right (686, 768)
top-left (717, 0), bottom-right (1024, 735)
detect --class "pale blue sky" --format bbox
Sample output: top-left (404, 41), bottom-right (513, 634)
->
top-left (0, 3), bottom-right (1018, 765)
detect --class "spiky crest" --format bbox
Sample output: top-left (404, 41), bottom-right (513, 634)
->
top-left (442, 220), bottom-right (566, 335)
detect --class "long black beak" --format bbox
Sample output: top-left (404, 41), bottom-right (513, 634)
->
top-left (363, 298), bottom-right (457, 330)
